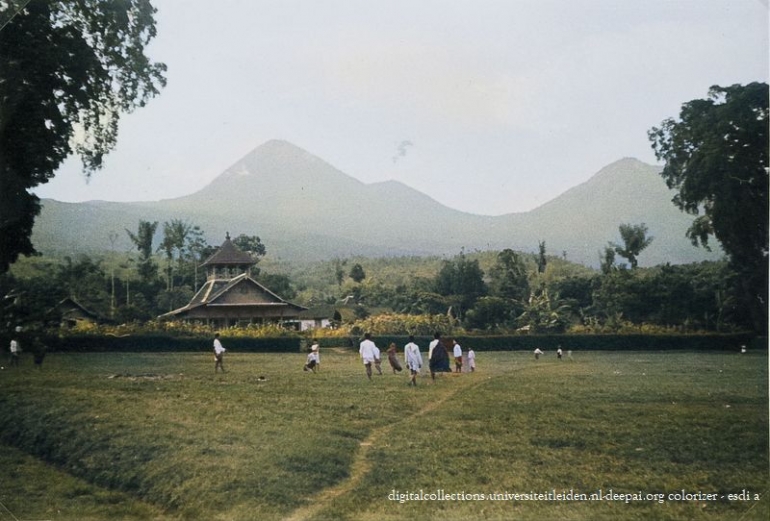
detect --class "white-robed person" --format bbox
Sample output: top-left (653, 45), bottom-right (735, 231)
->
top-left (359, 333), bottom-right (378, 380)
top-left (404, 335), bottom-right (423, 386)
top-left (304, 343), bottom-right (320, 372)
top-left (213, 333), bottom-right (226, 373)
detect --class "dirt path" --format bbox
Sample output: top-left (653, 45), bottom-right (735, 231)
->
top-left (282, 374), bottom-right (491, 521)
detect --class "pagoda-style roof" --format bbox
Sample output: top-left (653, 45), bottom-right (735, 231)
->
top-left (201, 233), bottom-right (256, 267)
top-left (159, 273), bottom-right (307, 320)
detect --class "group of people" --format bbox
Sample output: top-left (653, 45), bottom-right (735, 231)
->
top-left (210, 333), bottom-right (478, 383)
top-left (5, 327), bottom-right (46, 369)
top-left (360, 332), bottom-right (475, 385)
top-left (534, 346), bottom-right (568, 360)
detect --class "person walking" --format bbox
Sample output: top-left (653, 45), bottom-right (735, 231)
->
top-left (373, 342), bottom-right (383, 375)
top-left (9, 330), bottom-right (21, 368)
top-left (386, 342), bottom-right (403, 373)
top-left (304, 343), bottom-right (320, 372)
top-left (359, 333), bottom-right (378, 380)
top-left (452, 339), bottom-right (463, 373)
top-left (310, 339), bottom-right (320, 371)
top-left (404, 336), bottom-right (422, 386)
top-left (466, 347), bottom-right (476, 372)
top-left (428, 332), bottom-right (450, 381)
top-left (213, 333), bottom-right (226, 373)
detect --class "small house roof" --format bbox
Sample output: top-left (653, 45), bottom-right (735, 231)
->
top-left (201, 233), bottom-right (256, 267)
top-left (49, 297), bottom-right (100, 320)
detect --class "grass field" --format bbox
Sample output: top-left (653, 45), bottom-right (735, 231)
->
top-left (0, 348), bottom-right (767, 521)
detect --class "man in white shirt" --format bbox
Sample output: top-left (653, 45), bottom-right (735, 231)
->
top-left (213, 333), bottom-right (226, 373)
top-left (452, 340), bottom-right (463, 373)
top-left (404, 335), bottom-right (422, 387)
top-left (359, 333), bottom-right (378, 380)
top-left (428, 332), bottom-right (440, 360)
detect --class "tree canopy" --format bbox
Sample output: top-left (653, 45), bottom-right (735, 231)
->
top-left (0, 0), bottom-right (166, 273)
top-left (648, 82), bottom-right (768, 332)
top-left (612, 223), bottom-right (653, 269)
top-left (349, 263), bottom-right (366, 283)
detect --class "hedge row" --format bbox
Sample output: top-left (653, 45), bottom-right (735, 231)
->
top-left (330, 333), bottom-right (762, 353)
top-left (38, 334), bottom-right (302, 353)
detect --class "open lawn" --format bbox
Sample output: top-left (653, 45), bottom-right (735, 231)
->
top-left (0, 348), bottom-right (767, 521)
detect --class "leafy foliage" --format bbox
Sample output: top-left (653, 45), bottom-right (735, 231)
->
top-left (516, 288), bottom-right (572, 333)
top-left (0, 0), bottom-right (166, 272)
top-left (349, 263), bottom-right (366, 283)
top-left (434, 250), bottom-right (487, 318)
top-left (612, 223), bottom-right (654, 269)
top-left (649, 82), bottom-right (768, 332)
top-left (126, 220), bottom-right (159, 284)
top-left (2, 241), bottom-right (754, 336)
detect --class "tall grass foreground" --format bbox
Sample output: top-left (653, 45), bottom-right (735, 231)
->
top-left (0, 349), bottom-right (767, 521)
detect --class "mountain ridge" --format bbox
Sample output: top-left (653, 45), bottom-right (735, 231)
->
top-left (31, 140), bottom-right (723, 267)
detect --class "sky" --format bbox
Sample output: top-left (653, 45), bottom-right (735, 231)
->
top-left (33, 0), bottom-right (769, 216)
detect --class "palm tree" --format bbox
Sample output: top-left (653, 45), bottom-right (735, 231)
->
top-left (612, 223), bottom-right (654, 269)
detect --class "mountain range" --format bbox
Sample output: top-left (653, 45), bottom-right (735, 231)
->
top-left (31, 139), bottom-right (723, 267)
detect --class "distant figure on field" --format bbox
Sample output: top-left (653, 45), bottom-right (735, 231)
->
top-left (428, 332), bottom-right (439, 361)
top-left (534, 348), bottom-right (543, 360)
top-left (556, 346), bottom-right (563, 360)
top-left (452, 339), bottom-right (463, 373)
top-left (428, 332), bottom-right (450, 381)
top-left (373, 342), bottom-right (383, 375)
top-left (404, 335), bottom-right (422, 386)
top-left (31, 333), bottom-right (47, 369)
top-left (304, 343), bottom-right (319, 372)
top-left (9, 330), bottom-right (21, 368)
top-left (213, 333), bottom-right (226, 373)
top-left (466, 347), bottom-right (476, 372)
top-left (387, 342), bottom-right (403, 373)
top-left (359, 333), bottom-right (378, 380)
top-left (310, 339), bottom-right (320, 370)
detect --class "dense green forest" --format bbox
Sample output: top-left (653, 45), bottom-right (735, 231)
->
top-left (0, 219), bottom-right (753, 336)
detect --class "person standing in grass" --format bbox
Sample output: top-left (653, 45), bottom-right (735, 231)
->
top-left (404, 336), bottom-right (422, 386)
top-left (428, 331), bottom-right (439, 360)
top-left (452, 339), bottom-right (463, 373)
top-left (310, 339), bottom-right (320, 371)
top-left (213, 333), bottom-right (226, 373)
top-left (428, 332), bottom-right (450, 381)
top-left (359, 333), bottom-right (378, 380)
top-left (304, 343), bottom-right (319, 372)
top-left (9, 329), bottom-right (21, 367)
top-left (533, 347), bottom-right (543, 360)
top-left (373, 342), bottom-right (383, 375)
top-left (386, 342), bottom-right (403, 373)
top-left (466, 347), bottom-right (476, 372)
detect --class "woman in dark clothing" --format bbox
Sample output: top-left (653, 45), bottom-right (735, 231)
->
top-left (428, 333), bottom-right (451, 380)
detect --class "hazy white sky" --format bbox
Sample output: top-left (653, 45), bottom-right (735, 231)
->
top-left (34, 0), bottom-right (769, 215)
